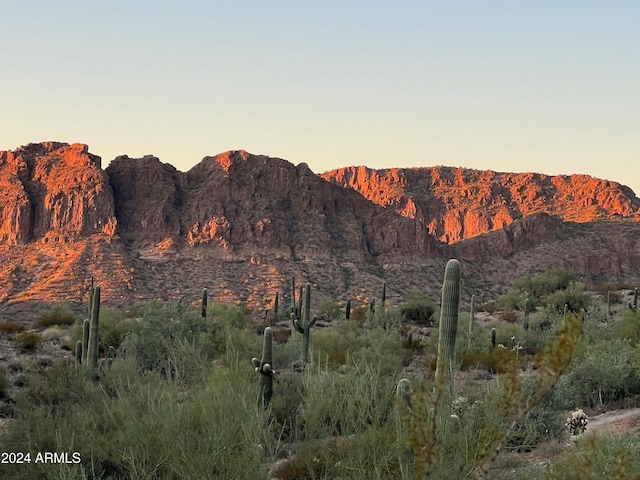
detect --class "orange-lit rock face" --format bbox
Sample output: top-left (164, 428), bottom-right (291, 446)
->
top-left (322, 166), bottom-right (640, 243)
top-left (104, 150), bottom-right (437, 257)
top-left (0, 142), bottom-right (116, 244)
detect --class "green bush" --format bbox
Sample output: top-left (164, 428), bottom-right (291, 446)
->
top-left (34, 302), bottom-right (76, 328)
top-left (551, 338), bottom-right (640, 409)
top-left (400, 290), bottom-right (438, 325)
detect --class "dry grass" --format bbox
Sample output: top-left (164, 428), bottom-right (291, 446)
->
top-left (0, 322), bottom-right (25, 335)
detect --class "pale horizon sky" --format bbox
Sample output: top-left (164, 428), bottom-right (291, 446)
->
top-left (2, 2), bottom-right (639, 194)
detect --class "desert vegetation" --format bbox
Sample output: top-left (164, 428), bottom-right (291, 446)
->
top-left (0, 265), bottom-right (640, 479)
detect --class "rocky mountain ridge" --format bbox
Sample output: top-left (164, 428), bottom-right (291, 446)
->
top-left (1, 142), bottom-right (640, 318)
top-left (322, 165), bottom-right (640, 243)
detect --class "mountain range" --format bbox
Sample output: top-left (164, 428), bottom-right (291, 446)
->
top-left (1, 141), bottom-right (640, 318)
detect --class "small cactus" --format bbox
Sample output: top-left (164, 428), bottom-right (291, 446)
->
top-left (395, 378), bottom-right (415, 480)
top-left (201, 288), bottom-right (208, 319)
top-left (491, 327), bottom-right (497, 350)
top-left (345, 299), bottom-right (351, 320)
top-left (75, 340), bottom-right (82, 367)
top-left (381, 282), bottom-right (386, 307)
top-left (523, 298), bottom-right (530, 331)
top-left (252, 327), bottom-right (275, 408)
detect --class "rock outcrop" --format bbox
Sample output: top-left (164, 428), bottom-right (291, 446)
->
top-left (106, 150), bottom-right (437, 260)
top-left (322, 166), bottom-right (640, 243)
top-left (0, 142), bottom-right (116, 245)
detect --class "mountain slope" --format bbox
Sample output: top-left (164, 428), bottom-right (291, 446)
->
top-left (322, 165), bottom-right (640, 243)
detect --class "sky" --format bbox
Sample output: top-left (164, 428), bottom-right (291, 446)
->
top-left (2, 2), bottom-right (639, 194)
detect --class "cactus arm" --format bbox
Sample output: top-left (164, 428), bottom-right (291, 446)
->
top-left (291, 313), bottom-right (304, 334)
top-left (310, 315), bottom-right (317, 327)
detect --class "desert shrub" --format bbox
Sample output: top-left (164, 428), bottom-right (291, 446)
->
top-left (0, 321), bottom-right (25, 334)
top-left (317, 298), bottom-right (341, 321)
top-left (498, 267), bottom-right (580, 312)
top-left (499, 309), bottom-right (518, 323)
top-left (70, 306), bottom-right (141, 354)
top-left (484, 300), bottom-right (497, 314)
top-left (400, 290), bottom-right (438, 325)
top-left (497, 288), bottom-right (534, 311)
top-left (551, 338), bottom-right (640, 409)
top-left (309, 323), bottom-right (403, 376)
top-left (544, 431), bottom-right (640, 479)
top-left (118, 300), bottom-right (209, 381)
top-left (608, 309), bottom-right (640, 345)
top-left (13, 331), bottom-right (42, 351)
top-left (1, 359), bottom-right (271, 480)
top-left (297, 364), bottom-right (396, 440)
top-left (505, 406), bottom-right (564, 452)
top-left (543, 281), bottom-right (590, 313)
top-left (34, 302), bottom-right (76, 328)
top-left (199, 303), bottom-right (260, 363)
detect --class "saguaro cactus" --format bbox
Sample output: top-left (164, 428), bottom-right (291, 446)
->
top-left (81, 318), bottom-right (90, 365)
top-left (75, 341), bottom-right (83, 367)
top-left (395, 378), bottom-right (415, 480)
top-left (523, 298), bottom-right (530, 331)
top-left (201, 288), bottom-right (208, 319)
top-left (252, 327), bottom-right (275, 408)
top-left (491, 327), bottom-right (497, 350)
top-left (434, 259), bottom-right (461, 390)
top-left (292, 283), bottom-right (317, 363)
top-left (381, 282), bottom-right (387, 307)
top-left (86, 286), bottom-right (101, 377)
top-left (345, 299), bottom-right (351, 320)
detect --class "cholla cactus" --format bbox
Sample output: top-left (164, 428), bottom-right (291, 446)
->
top-left (566, 408), bottom-right (589, 437)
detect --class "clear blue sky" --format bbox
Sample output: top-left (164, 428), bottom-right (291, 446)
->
top-left (2, 2), bottom-right (639, 194)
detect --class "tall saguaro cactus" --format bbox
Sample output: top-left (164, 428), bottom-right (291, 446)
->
top-left (252, 327), bottom-right (275, 408)
top-left (86, 286), bottom-right (101, 377)
top-left (435, 259), bottom-right (461, 390)
top-left (345, 299), bottom-right (351, 320)
top-left (292, 283), bottom-right (317, 363)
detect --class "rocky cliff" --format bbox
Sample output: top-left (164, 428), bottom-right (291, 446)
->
top-left (0, 142), bottom-right (116, 244)
top-left (322, 166), bottom-right (640, 243)
top-left (1, 142), bottom-right (640, 318)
